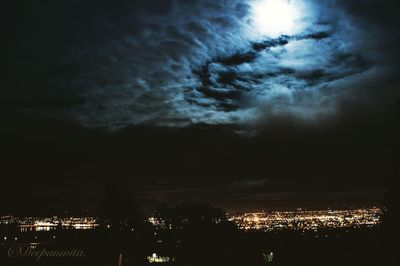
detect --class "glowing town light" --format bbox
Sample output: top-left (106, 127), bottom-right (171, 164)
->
top-left (251, 0), bottom-right (302, 37)
top-left (263, 251), bottom-right (274, 263)
top-left (147, 253), bottom-right (171, 263)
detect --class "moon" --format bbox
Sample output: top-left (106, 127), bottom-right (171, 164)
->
top-left (251, 0), bottom-right (303, 37)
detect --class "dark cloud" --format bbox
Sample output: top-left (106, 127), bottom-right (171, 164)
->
top-left (3, 0), bottom-right (399, 130)
top-left (184, 31), bottom-right (372, 114)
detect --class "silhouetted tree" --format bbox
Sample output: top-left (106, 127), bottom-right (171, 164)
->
top-left (98, 180), bottom-right (143, 229)
top-left (153, 202), bottom-right (238, 266)
top-left (96, 180), bottom-right (149, 265)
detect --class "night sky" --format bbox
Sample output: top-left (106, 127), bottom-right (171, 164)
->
top-left (1, 0), bottom-right (399, 215)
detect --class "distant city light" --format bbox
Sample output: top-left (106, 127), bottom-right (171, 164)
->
top-left (0, 216), bottom-right (99, 232)
top-left (229, 207), bottom-right (381, 231)
top-left (1, 207), bottom-right (381, 236)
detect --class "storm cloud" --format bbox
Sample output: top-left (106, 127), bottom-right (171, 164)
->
top-left (3, 0), bottom-right (400, 130)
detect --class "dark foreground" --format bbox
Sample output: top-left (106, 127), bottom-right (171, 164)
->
top-left (0, 226), bottom-right (396, 266)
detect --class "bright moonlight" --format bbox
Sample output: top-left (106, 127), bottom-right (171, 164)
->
top-left (251, 0), bottom-right (304, 37)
